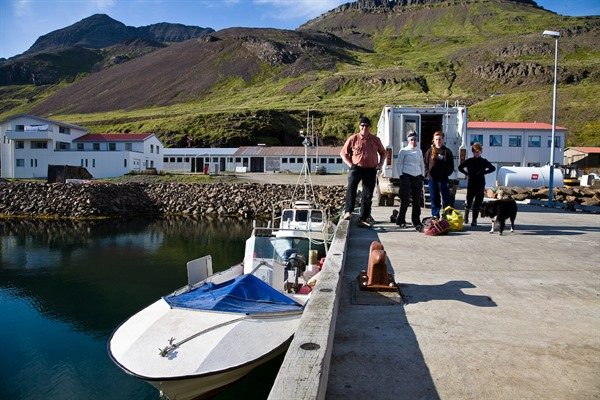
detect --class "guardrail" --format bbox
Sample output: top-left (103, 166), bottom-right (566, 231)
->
top-left (268, 219), bottom-right (349, 399)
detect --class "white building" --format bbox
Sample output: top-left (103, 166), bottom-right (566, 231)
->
top-left (163, 148), bottom-right (238, 173)
top-left (163, 146), bottom-right (346, 174)
top-left (0, 114), bottom-right (164, 179)
top-left (467, 121), bottom-right (567, 187)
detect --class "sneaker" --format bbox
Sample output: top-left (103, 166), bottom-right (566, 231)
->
top-left (343, 212), bottom-right (352, 220)
top-left (367, 215), bottom-right (375, 224)
top-left (356, 219), bottom-right (372, 228)
top-left (396, 221), bottom-right (407, 228)
top-left (415, 224), bottom-right (424, 233)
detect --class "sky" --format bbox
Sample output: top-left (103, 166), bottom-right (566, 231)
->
top-left (1, 0), bottom-right (599, 59)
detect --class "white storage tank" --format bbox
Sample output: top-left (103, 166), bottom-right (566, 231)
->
top-left (496, 166), bottom-right (563, 188)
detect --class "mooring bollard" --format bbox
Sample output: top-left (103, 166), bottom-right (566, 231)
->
top-left (358, 241), bottom-right (396, 292)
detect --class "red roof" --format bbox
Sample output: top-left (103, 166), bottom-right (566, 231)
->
top-left (568, 147), bottom-right (600, 154)
top-left (74, 133), bottom-right (154, 142)
top-left (468, 121), bottom-right (567, 131)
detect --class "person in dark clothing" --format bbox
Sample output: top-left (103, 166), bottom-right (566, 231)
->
top-left (424, 131), bottom-right (454, 218)
top-left (458, 142), bottom-right (496, 226)
top-left (340, 116), bottom-right (386, 228)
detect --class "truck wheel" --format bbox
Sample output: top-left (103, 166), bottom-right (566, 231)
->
top-left (374, 181), bottom-right (385, 207)
top-left (385, 194), bottom-right (395, 206)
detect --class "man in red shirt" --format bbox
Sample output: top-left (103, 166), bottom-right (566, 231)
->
top-left (340, 117), bottom-right (386, 227)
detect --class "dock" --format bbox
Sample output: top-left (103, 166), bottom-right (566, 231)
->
top-left (269, 199), bottom-right (600, 399)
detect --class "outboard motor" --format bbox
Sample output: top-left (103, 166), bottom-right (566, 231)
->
top-left (282, 249), bottom-right (306, 292)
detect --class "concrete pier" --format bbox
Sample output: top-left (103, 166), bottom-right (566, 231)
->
top-left (271, 200), bottom-right (600, 399)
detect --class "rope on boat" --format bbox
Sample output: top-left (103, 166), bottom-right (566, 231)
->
top-left (158, 309), bottom-right (303, 357)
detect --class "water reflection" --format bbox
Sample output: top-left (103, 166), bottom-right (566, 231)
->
top-left (0, 216), bottom-right (266, 400)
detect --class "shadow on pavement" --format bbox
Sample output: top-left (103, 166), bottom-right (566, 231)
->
top-left (399, 281), bottom-right (497, 307)
top-left (327, 223), bottom-right (441, 400)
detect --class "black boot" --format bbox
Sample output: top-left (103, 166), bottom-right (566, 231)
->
top-left (463, 207), bottom-right (470, 224)
top-left (471, 209), bottom-right (478, 227)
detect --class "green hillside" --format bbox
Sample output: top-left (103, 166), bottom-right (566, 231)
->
top-left (1, 0), bottom-right (599, 146)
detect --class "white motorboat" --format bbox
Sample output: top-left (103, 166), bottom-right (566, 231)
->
top-left (109, 115), bottom-right (336, 399)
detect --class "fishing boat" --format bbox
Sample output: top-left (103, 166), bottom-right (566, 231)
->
top-left (108, 125), bottom-right (336, 400)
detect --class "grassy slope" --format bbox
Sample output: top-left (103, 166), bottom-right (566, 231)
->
top-left (1, 1), bottom-right (598, 146)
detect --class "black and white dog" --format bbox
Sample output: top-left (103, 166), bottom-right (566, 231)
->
top-left (480, 199), bottom-right (517, 235)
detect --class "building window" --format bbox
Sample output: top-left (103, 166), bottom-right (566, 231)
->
top-left (169, 157), bottom-right (175, 162)
top-left (93, 143), bottom-right (100, 151)
top-left (282, 158), bottom-right (288, 163)
top-left (489, 135), bottom-right (502, 147)
top-left (150, 144), bottom-right (154, 153)
top-left (470, 134), bottom-right (483, 145)
top-left (528, 135), bottom-right (541, 147)
top-left (59, 126), bottom-right (70, 134)
top-left (31, 141), bottom-right (47, 149)
top-left (109, 143), bottom-right (116, 151)
top-left (81, 159), bottom-right (84, 166)
top-left (85, 159), bottom-right (88, 167)
top-left (177, 157), bottom-right (183, 162)
top-left (185, 157), bottom-right (190, 162)
top-left (212, 157), bottom-right (218, 163)
top-left (164, 157), bottom-right (169, 162)
top-left (156, 146), bottom-right (159, 154)
top-left (124, 159), bottom-right (128, 168)
top-left (508, 135), bottom-right (522, 147)
top-left (16, 159), bottom-right (25, 167)
top-left (321, 158), bottom-right (327, 163)
top-left (228, 157), bottom-right (233, 162)
top-left (547, 136), bottom-right (561, 148)
top-left (30, 159), bottom-right (37, 167)
top-left (235, 157), bottom-right (241, 163)
top-left (151, 160), bottom-right (154, 168)
top-left (15, 141), bottom-right (24, 149)
top-left (312, 158), bottom-right (317, 163)
top-left (336, 158), bottom-right (342, 164)
top-left (56, 141), bottom-right (70, 150)
top-left (92, 159), bottom-right (95, 168)
top-left (77, 143), bottom-right (84, 151)
top-left (328, 158), bottom-right (334, 164)
top-left (125, 142), bottom-right (132, 151)
top-left (15, 125), bottom-right (24, 131)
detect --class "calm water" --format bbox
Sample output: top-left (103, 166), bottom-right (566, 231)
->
top-left (0, 217), bottom-right (284, 400)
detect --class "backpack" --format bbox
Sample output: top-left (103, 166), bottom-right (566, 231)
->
top-left (422, 217), bottom-right (450, 236)
top-left (441, 206), bottom-right (464, 232)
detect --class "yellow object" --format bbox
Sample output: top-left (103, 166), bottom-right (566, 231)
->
top-left (442, 206), bottom-right (464, 231)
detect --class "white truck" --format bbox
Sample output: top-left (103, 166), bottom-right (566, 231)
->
top-left (374, 103), bottom-right (468, 206)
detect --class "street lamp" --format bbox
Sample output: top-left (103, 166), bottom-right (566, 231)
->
top-left (542, 29), bottom-right (560, 207)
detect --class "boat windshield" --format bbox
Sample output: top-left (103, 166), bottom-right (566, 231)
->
top-left (252, 236), bottom-right (326, 263)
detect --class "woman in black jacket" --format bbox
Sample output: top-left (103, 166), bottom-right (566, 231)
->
top-left (458, 142), bottom-right (496, 226)
top-left (424, 131), bottom-right (454, 218)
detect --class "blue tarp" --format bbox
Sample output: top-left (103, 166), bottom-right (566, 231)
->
top-left (164, 274), bottom-right (303, 314)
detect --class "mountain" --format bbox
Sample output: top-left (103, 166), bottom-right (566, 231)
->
top-left (2, 0), bottom-right (599, 147)
top-left (0, 14), bottom-right (213, 86)
top-left (25, 14), bottom-right (214, 54)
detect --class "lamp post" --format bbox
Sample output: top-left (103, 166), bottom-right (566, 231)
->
top-left (542, 29), bottom-right (560, 207)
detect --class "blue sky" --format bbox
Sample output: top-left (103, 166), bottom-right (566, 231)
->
top-left (1, 0), bottom-right (598, 59)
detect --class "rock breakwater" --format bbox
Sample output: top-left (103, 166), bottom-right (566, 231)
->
top-left (0, 181), bottom-right (347, 219)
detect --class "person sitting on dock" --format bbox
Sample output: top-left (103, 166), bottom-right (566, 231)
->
top-left (340, 116), bottom-right (386, 228)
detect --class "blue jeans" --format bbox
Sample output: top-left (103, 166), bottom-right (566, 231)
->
top-left (428, 178), bottom-right (451, 218)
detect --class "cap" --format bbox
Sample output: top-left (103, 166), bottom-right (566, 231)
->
top-left (359, 117), bottom-right (371, 126)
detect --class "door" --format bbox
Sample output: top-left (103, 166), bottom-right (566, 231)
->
top-left (250, 157), bottom-right (264, 172)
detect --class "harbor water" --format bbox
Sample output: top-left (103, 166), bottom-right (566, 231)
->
top-left (0, 217), bottom-right (282, 400)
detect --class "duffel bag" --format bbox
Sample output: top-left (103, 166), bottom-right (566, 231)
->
top-left (422, 217), bottom-right (450, 236)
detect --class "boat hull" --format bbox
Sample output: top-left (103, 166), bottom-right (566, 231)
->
top-left (148, 340), bottom-right (289, 400)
